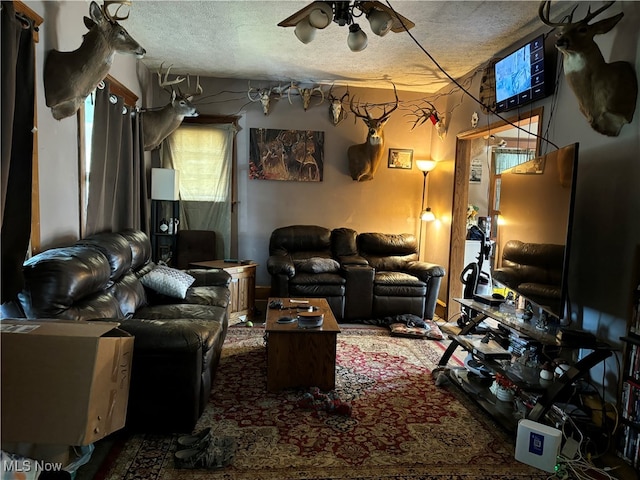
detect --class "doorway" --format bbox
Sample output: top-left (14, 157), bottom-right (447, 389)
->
top-left (446, 108), bottom-right (544, 316)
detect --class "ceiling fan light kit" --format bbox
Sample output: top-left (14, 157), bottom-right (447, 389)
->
top-left (367, 8), bottom-right (392, 37)
top-left (295, 18), bottom-right (316, 44)
top-left (347, 24), bottom-right (368, 52)
top-left (308, 2), bottom-right (333, 29)
top-left (278, 1), bottom-right (414, 52)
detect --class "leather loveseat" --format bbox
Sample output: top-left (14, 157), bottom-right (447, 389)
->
top-left (15, 229), bottom-right (231, 434)
top-left (267, 225), bottom-right (445, 321)
top-left (492, 239), bottom-right (565, 314)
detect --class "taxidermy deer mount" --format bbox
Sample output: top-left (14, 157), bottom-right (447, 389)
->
top-left (539, 0), bottom-right (637, 136)
top-left (347, 84), bottom-right (398, 181)
top-left (44, 1), bottom-right (146, 120)
top-left (142, 65), bottom-right (202, 151)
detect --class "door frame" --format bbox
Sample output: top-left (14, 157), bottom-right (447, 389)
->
top-left (446, 107), bottom-right (544, 315)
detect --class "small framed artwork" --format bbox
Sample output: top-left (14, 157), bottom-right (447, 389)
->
top-left (388, 149), bottom-right (413, 169)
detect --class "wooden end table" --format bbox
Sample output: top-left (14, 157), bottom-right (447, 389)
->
top-left (189, 260), bottom-right (257, 321)
top-left (265, 297), bottom-right (341, 392)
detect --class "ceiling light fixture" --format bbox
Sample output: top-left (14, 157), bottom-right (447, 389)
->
top-left (278, 1), bottom-right (414, 53)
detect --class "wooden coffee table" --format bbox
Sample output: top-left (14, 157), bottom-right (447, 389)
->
top-left (265, 297), bottom-right (341, 392)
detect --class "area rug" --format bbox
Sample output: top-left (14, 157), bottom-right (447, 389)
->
top-left (99, 326), bottom-right (545, 480)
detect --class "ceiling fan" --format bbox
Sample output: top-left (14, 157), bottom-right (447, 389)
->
top-left (278, 1), bottom-right (415, 52)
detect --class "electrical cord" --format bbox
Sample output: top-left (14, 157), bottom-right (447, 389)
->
top-left (385, 1), bottom-right (560, 151)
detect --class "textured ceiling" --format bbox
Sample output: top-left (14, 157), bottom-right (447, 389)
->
top-left (123, 1), bottom-right (562, 94)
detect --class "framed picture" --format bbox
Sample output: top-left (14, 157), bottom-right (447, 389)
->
top-left (388, 149), bottom-right (413, 169)
top-left (470, 158), bottom-right (482, 182)
top-left (249, 128), bottom-right (324, 182)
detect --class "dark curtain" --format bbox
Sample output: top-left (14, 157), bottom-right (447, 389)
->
top-left (85, 81), bottom-right (148, 236)
top-left (1, 2), bottom-right (35, 303)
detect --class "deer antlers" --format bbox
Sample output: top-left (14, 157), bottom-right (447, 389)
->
top-left (287, 82), bottom-right (324, 110)
top-left (538, 1), bottom-right (615, 27)
top-left (103, 0), bottom-right (132, 22)
top-left (157, 63), bottom-right (201, 100)
top-left (349, 83), bottom-right (398, 122)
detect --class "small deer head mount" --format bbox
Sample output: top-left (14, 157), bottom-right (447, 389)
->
top-left (44, 1), bottom-right (145, 120)
top-left (287, 82), bottom-right (325, 111)
top-left (328, 85), bottom-right (349, 126)
top-left (142, 64), bottom-right (201, 151)
top-left (347, 85), bottom-right (399, 182)
top-left (539, 0), bottom-right (637, 136)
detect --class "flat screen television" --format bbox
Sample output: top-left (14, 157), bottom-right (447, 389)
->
top-left (491, 143), bottom-right (579, 320)
top-left (494, 34), bottom-right (555, 113)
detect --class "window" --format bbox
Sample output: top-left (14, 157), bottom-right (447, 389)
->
top-left (162, 119), bottom-right (238, 259)
top-left (493, 148), bottom-right (536, 174)
top-left (165, 125), bottom-right (231, 202)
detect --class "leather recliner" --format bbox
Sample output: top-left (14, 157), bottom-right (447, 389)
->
top-left (357, 232), bottom-right (445, 320)
top-left (267, 225), bottom-right (346, 319)
top-left (266, 225), bottom-right (446, 321)
top-left (492, 239), bottom-right (564, 313)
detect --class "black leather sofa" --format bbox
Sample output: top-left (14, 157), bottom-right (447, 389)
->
top-left (492, 239), bottom-right (565, 313)
top-left (267, 225), bottom-right (445, 321)
top-left (15, 229), bottom-right (231, 434)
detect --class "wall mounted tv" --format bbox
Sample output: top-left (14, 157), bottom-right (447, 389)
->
top-left (494, 34), bottom-right (555, 113)
top-left (491, 143), bottom-right (578, 320)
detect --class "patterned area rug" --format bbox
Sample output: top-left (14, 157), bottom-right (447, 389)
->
top-left (100, 326), bottom-right (545, 480)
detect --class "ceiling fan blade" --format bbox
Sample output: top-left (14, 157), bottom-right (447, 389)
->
top-left (358, 1), bottom-right (415, 32)
top-left (278, 2), bottom-right (325, 27)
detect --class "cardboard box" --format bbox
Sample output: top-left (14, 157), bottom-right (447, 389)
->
top-left (1, 319), bottom-right (134, 445)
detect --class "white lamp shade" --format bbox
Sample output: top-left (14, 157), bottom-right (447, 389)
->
top-left (151, 168), bottom-right (180, 200)
top-left (367, 9), bottom-right (393, 37)
top-left (347, 24), bottom-right (368, 52)
top-left (421, 207), bottom-right (435, 222)
top-left (295, 17), bottom-right (317, 44)
top-left (416, 159), bottom-right (437, 172)
top-left (308, 2), bottom-right (333, 29)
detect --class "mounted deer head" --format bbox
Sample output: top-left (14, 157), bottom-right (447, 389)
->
top-left (539, 1), bottom-right (637, 136)
top-left (347, 85), bottom-right (398, 182)
top-left (287, 82), bottom-right (324, 111)
top-left (44, 1), bottom-right (146, 120)
top-left (248, 82), bottom-right (278, 115)
top-left (328, 85), bottom-right (349, 126)
top-left (142, 64), bottom-right (201, 151)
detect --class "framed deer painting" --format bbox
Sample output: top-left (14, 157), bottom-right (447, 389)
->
top-left (249, 128), bottom-right (324, 182)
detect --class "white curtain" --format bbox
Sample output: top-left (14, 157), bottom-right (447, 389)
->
top-left (162, 123), bottom-right (235, 259)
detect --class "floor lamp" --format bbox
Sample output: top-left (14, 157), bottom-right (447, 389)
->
top-left (416, 160), bottom-right (436, 259)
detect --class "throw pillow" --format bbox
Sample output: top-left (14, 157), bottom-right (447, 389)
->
top-left (140, 265), bottom-right (195, 299)
top-left (295, 257), bottom-right (340, 274)
top-left (389, 319), bottom-right (444, 340)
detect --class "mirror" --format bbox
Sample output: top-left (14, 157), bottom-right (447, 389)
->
top-left (447, 108), bottom-right (543, 317)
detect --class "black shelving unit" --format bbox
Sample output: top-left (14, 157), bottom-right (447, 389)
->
top-left (151, 200), bottom-right (180, 265)
top-left (437, 298), bottom-right (613, 433)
